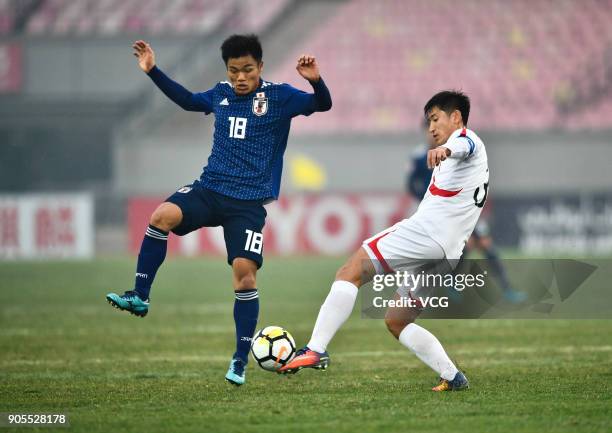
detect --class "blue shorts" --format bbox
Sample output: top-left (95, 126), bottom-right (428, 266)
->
top-left (472, 220), bottom-right (490, 239)
top-left (165, 180), bottom-right (267, 268)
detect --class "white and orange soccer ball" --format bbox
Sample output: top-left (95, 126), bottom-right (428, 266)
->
top-left (251, 326), bottom-right (296, 371)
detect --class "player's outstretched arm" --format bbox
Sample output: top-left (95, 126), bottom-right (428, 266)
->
top-left (296, 54), bottom-right (332, 112)
top-left (296, 54), bottom-right (320, 83)
top-left (442, 136), bottom-right (475, 160)
top-left (133, 40), bottom-right (156, 73)
top-left (133, 40), bottom-right (212, 112)
top-left (427, 147), bottom-right (451, 169)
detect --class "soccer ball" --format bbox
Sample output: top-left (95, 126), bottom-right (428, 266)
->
top-left (251, 326), bottom-right (296, 371)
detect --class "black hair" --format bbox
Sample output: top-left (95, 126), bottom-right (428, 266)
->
top-left (423, 90), bottom-right (470, 125)
top-left (220, 34), bottom-right (263, 65)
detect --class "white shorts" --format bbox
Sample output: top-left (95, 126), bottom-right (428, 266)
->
top-left (362, 219), bottom-right (446, 274)
top-left (362, 219), bottom-right (450, 306)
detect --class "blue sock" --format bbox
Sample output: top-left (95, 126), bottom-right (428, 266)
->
top-left (134, 225), bottom-right (168, 301)
top-left (233, 289), bottom-right (259, 363)
top-left (484, 247), bottom-right (512, 291)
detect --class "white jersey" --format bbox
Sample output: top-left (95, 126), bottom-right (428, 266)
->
top-left (409, 127), bottom-right (489, 259)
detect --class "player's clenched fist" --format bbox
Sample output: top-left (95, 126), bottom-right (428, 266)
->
top-left (133, 40), bottom-right (156, 73)
top-left (427, 146), bottom-right (451, 169)
top-left (296, 54), bottom-right (320, 83)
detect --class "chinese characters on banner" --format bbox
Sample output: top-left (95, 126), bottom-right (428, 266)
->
top-left (0, 195), bottom-right (94, 259)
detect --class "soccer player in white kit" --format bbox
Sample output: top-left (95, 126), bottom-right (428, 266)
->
top-left (279, 91), bottom-right (488, 391)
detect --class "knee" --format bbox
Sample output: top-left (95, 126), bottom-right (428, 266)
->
top-left (480, 238), bottom-right (493, 252)
top-left (235, 273), bottom-right (257, 290)
top-left (385, 316), bottom-right (412, 339)
top-left (150, 203), bottom-right (182, 232)
top-left (335, 262), bottom-right (362, 287)
top-left (232, 258), bottom-right (258, 290)
top-left (335, 248), bottom-right (374, 287)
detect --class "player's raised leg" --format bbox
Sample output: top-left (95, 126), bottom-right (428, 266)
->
top-left (225, 258), bottom-right (260, 386)
top-left (106, 202), bottom-right (182, 317)
top-left (384, 293), bottom-right (468, 391)
top-left (278, 247), bottom-right (375, 373)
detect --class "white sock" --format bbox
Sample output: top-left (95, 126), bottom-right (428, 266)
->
top-left (307, 280), bottom-right (358, 353)
top-left (398, 323), bottom-right (459, 381)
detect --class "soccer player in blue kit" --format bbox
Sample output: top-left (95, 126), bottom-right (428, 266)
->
top-left (106, 34), bottom-right (332, 385)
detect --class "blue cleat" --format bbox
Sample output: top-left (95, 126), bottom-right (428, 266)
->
top-left (503, 289), bottom-right (528, 303)
top-left (277, 346), bottom-right (330, 374)
top-left (225, 358), bottom-right (246, 386)
top-left (106, 290), bottom-right (149, 317)
top-left (432, 370), bottom-right (469, 391)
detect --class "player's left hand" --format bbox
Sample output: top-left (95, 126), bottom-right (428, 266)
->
top-left (296, 54), bottom-right (320, 82)
top-left (427, 146), bottom-right (451, 169)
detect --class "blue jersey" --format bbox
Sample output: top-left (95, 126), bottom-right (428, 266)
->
top-left (147, 66), bottom-right (332, 200)
top-left (406, 145), bottom-right (432, 201)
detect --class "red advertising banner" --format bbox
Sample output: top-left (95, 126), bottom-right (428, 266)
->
top-left (0, 43), bottom-right (21, 93)
top-left (128, 193), bottom-right (412, 256)
top-left (0, 195), bottom-right (94, 259)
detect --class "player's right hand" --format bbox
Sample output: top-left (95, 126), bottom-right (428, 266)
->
top-left (133, 40), bottom-right (155, 73)
top-left (427, 146), bottom-right (451, 169)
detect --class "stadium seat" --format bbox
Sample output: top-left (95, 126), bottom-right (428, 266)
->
top-left (23, 0), bottom-right (289, 36)
top-left (271, 0), bottom-right (612, 133)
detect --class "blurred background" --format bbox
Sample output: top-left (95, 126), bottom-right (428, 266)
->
top-left (1, 4), bottom-right (611, 430)
top-left (1, 0), bottom-right (612, 261)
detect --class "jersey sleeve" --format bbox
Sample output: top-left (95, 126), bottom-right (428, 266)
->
top-left (147, 66), bottom-right (214, 114)
top-left (444, 135), bottom-right (476, 160)
top-left (281, 79), bottom-right (332, 118)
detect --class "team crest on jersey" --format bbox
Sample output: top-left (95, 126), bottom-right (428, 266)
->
top-left (253, 92), bottom-right (268, 116)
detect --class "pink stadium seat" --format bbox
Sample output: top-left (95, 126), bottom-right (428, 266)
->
top-left (272, 0), bottom-right (612, 133)
top-left (13, 0), bottom-right (612, 131)
top-left (23, 0), bottom-right (288, 36)
top-left (0, 0), bottom-right (11, 33)
top-left (0, 14), bottom-right (10, 35)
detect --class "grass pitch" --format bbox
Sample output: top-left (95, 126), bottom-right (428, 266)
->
top-left (1, 257), bottom-right (611, 432)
